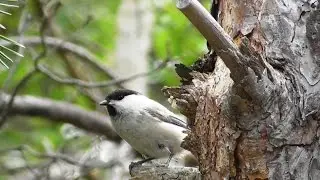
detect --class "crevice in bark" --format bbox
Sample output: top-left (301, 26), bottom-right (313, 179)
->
top-left (233, 132), bottom-right (243, 179)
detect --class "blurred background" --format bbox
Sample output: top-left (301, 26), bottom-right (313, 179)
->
top-left (0, 0), bottom-right (210, 179)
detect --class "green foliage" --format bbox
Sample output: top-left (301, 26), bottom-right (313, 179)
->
top-left (54, 0), bottom-right (121, 59)
top-left (152, 2), bottom-right (207, 85)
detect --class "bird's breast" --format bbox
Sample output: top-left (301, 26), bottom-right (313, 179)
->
top-left (111, 115), bottom-right (186, 158)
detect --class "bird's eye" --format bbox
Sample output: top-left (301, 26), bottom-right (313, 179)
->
top-left (116, 95), bottom-right (124, 100)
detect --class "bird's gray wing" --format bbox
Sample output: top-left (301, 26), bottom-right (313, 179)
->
top-left (144, 108), bottom-right (188, 129)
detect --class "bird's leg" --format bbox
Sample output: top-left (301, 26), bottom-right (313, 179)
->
top-left (158, 143), bottom-right (174, 167)
top-left (133, 157), bottom-right (154, 165)
top-left (164, 147), bottom-right (174, 167)
top-left (158, 145), bottom-right (174, 167)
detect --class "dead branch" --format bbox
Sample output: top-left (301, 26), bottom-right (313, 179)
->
top-left (177, 0), bottom-right (237, 52)
top-left (176, 0), bottom-right (268, 86)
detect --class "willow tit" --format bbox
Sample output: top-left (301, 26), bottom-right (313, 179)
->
top-left (99, 89), bottom-right (189, 167)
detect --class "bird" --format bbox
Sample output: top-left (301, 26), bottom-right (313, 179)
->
top-left (99, 89), bottom-right (190, 168)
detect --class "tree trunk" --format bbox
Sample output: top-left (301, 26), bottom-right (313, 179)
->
top-left (109, 0), bottom-right (154, 179)
top-left (114, 0), bottom-right (153, 95)
top-left (163, 0), bottom-right (320, 179)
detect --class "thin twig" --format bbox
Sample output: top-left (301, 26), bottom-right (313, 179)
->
top-left (36, 59), bottom-right (170, 88)
top-left (0, 70), bottom-right (37, 127)
top-left (0, 145), bottom-right (23, 154)
top-left (0, 16), bottom-right (48, 128)
top-left (36, 153), bottom-right (119, 169)
top-left (0, 145), bottom-right (119, 176)
top-left (20, 147), bottom-right (40, 177)
top-left (0, 145), bottom-right (119, 170)
top-left (0, 36), bottom-right (117, 79)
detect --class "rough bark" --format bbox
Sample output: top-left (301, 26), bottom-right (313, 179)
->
top-left (164, 0), bottom-right (320, 179)
top-left (130, 165), bottom-right (201, 180)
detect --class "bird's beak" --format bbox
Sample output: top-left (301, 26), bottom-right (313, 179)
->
top-left (99, 100), bottom-right (109, 106)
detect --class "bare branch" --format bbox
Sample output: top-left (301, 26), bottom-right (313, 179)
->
top-left (176, 0), bottom-right (271, 103)
top-left (0, 93), bottom-right (120, 141)
top-left (0, 145), bottom-right (119, 176)
top-left (0, 36), bottom-right (118, 80)
top-left (36, 59), bottom-right (169, 88)
top-left (0, 18), bottom-right (48, 128)
top-left (20, 147), bottom-right (40, 177)
top-left (176, 0), bottom-right (251, 83)
top-left (177, 0), bottom-right (237, 52)
top-left (23, 146), bottom-right (120, 169)
top-left (0, 70), bottom-right (37, 127)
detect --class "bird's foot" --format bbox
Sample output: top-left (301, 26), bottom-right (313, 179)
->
top-left (154, 154), bottom-right (174, 167)
top-left (165, 153), bottom-right (174, 167)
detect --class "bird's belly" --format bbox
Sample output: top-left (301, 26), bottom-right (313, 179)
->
top-left (112, 119), bottom-right (186, 158)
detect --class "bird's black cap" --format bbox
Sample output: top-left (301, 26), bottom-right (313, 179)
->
top-left (100, 89), bottom-right (139, 116)
top-left (100, 89), bottom-right (139, 106)
top-left (105, 89), bottom-right (139, 101)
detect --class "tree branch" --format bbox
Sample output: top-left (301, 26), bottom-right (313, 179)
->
top-left (0, 145), bottom-right (120, 177)
top-left (36, 59), bottom-right (169, 88)
top-left (176, 0), bottom-right (266, 85)
top-left (0, 93), bottom-right (120, 142)
top-left (177, 0), bottom-right (237, 52)
top-left (0, 36), bottom-right (117, 80)
top-left (22, 145), bottom-right (120, 169)
top-left (130, 165), bottom-right (201, 180)
top-left (176, 0), bottom-right (271, 103)
top-left (0, 19), bottom-right (48, 128)
top-left (0, 70), bottom-right (37, 127)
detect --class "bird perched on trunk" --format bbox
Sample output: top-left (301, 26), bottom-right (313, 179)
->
top-left (99, 89), bottom-right (192, 170)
